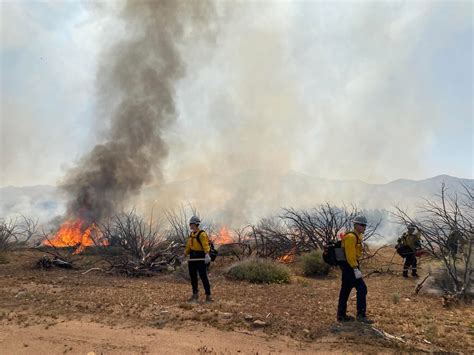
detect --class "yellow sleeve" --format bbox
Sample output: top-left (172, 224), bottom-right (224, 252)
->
top-left (185, 236), bottom-right (191, 255)
top-left (200, 231), bottom-right (211, 254)
top-left (343, 234), bottom-right (358, 268)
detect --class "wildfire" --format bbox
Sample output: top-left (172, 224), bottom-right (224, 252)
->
top-left (278, 246), bottom-right (297, 263)
top-left (213, 226), bottom-right (234, 245)
top-left (43, 220), bottom-right (105, 254)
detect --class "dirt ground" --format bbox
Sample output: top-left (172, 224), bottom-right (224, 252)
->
top-left (0, 250), bottom-right (472, 354)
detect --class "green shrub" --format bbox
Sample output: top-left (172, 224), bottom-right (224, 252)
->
top-left (0, 253), bottom-right (9, 264)
top-left (227, 258), bottom-right (291, 284)
top-left (301, 251), bottom-right (330, 276)
top-left (391, 292), bottom-right (400, 304)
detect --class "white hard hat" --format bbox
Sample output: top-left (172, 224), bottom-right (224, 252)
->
top-left (353, 215), bottom-right (368, 226)
top-left (189, 216), bottom-right (201, 225)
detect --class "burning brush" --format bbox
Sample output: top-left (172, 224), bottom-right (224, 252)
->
top-left (43, 219), bottom-right (107, 254)
top-left (278, 246), bottom-right (297, 264)
top-left (214, 226), bottom-right (234, 245)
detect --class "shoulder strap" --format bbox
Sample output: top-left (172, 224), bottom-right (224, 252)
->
top-left (194, 230), bottom-right (204, 248)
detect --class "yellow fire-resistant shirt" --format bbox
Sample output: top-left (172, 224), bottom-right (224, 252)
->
top-left (185, 230), bottom-right (210, 255)
top-left (342, 230), bottom-right (363, 268)
top-left (401, 231), bottom-right (421, 251)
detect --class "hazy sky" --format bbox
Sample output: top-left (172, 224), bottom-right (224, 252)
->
top-left (1, 0), bottom-right (472, 187)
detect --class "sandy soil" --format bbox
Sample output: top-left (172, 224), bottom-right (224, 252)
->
top-left (0, 250), bottom-right (472, 354)
top-left (0, 319), bottom-right (396, 354)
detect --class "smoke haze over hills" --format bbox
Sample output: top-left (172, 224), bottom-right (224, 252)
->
top-left (1, 173), bottom-right (472, 241)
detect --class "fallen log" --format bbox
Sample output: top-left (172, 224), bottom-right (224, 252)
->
top-left (35, 256), bottom-right (73, 269)
top-left (52, 258), bottom-right (73, 269)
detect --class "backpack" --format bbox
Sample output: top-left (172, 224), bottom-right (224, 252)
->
top-left (395, 234), bottom-right (412, 257)
top-left (195, 230), bottom-right (218, 262)
top-left (323, 240), bottom-right (346, 266)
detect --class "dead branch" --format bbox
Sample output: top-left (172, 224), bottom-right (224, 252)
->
top-left (414, 273), bottom-right (431, 295)
top-left (81, 267), bottom-right (104, 275)
top-left (371, 326), bottom-right (406, 344)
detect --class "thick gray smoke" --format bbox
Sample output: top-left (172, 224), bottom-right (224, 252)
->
top-left (61, 0), bottom-right (214, 222)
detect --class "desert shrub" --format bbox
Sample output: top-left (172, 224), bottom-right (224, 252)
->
top-left (301, 251), bottom-right (330, 276)
top-left (0, 253), bottom-right (9, 264)
top-left (227, 258), bottom-right (290, 284)
top-left (391, 292), bottom-right (400, 304)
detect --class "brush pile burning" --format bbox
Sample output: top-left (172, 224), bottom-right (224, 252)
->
top-left (43, 219), bottom-right (106, 254)
top-left (37, 212), bottom-right (175, 276)
top-left (37, 211), bottom-right (241, 277)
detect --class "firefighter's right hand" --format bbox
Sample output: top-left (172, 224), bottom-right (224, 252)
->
top-left (354, 268), bottom-right (362, 279)
top-left (204, 253), bottom-right (211, 264)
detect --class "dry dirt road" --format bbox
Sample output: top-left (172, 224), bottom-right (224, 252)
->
top-left (0, 319), bottom-right (394, 354)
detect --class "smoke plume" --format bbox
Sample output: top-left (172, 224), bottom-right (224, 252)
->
top-left (61, 0), bottom-right (214, 222)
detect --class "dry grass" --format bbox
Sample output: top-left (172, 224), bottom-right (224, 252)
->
top-left (0, 249), bottom-right (472, 353)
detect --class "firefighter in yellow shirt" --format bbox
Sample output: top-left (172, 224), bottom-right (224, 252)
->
top-left (185, 216), bottom-right (212, 302)
top-left (397, 223), bottom-right (421, 278)
top-left (337, 215), bottom-right (373, 324)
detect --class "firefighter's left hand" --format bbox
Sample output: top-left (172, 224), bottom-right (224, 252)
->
top-left (354, 268), bottom-right (363, 279)
top-left (205, 254), bottom-right (211, 264)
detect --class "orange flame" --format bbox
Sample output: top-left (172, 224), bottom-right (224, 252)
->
top-left (278, 246), bottom-right (297, 263)
top-left (213, 226), bottom-right (234, 245)
top-left (43, 220), bottom-right (106, 254)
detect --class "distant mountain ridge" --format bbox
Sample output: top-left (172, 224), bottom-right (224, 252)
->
top-left (1, 173), bottom-right (472, 226)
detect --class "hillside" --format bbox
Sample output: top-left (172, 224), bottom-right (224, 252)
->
top-left (1, 172), bottom-right (472, 228)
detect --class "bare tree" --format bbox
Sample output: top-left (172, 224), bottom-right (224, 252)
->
top-left (393, 183), bottom-right (473, 299)
top-left (282, 204), bottom-right (381, 250)
top-left (0, 217), bottom-right (20, 252)
top-left (165, 205), bottom-right (190, 244)
top-left (249, 217), bottom-right (294, 259)
top-left (17, 215), bottom-right (39, 246)
top-left (95, 211), bottom-right (178, 276)
top-left (245, 204), bottom-right (381, 261)
top-left (0, 214), bottom-right (39, 251)
top-left (165, 204), bottom-right (216, 244)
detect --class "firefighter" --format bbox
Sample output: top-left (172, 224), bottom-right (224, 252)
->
top-left (185, 216), bottom-right (212, 302)
top-left (447, 229), bottom-right (462, 257)
top-left (397, 223), bottom-right (421, 278)
top-left (337, 215), bottom-right (373, 324)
